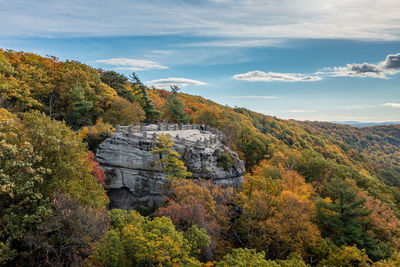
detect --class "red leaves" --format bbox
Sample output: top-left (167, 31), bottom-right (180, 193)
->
top-left (88, 151), bottom-right (105, 185)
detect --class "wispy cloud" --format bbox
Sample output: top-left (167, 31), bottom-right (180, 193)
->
top-left (232, 70), bottom-right (322, 82)
top-left (317, 53), bottom-right (400, 79)
top-left (223, 95), bottom-right (277, 99)
top-left (95, 58), bottom-right (167, 71)
top-left (345, 104), bottom-right (379, 110)
top-left (182, 38), bottom-right (284, 47)
top-left (383, 103), bottom-right (400, 108)
top-left (146, 78), bottom-right (207, 89)
top-left (289, 109), bottom-right (316, 113)
top-left (1, 0), bottom-right (400, 43)
top-left (144, 50), bottom-right (173, 59)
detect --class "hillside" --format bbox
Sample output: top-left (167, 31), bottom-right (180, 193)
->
top-left (1, 49), bottom-right (400, 266)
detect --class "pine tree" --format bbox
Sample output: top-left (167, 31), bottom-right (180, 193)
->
top-left (317, 178), bottom-right (383, 260)
top-left (165, 85), bottom-right (191, 124)
top-left (130, 73), bottom-right (161, 122)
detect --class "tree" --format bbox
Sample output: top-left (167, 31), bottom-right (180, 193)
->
top-left (155, 179), bottom-right (234, 261)
top-left (0, 52), bottom-right (41, 111)
top-left (165, 92), bottom-right (192, 124)
top-left (79, 117), bottom-right (113, 152)
top-left (216, 248), bottom-right (275, 267)
top-left (319, 245), bottom-right (371, 267)
top-left (317, 178), bottom-right (383, 261)
top-left (66, 84), bottom-right (93, 129)
top-left (102, 96), bottom-right (145, 125)
top-left (0, 109), bottom-right (51, 264)
top-left (88, 210), bottom-right (201, 266)
top-left (235, 167), bottom-right (321, 259)
top-left (0, 109), bottom-right (108, 264)
top-left (151, 133), bottom-right (191, 179)
top-left (100, 70), bottom-right (133, 100)
top-left (19, 194), bottom-right (107, 266)
top-left (130, 72), bottom-right (161, 122)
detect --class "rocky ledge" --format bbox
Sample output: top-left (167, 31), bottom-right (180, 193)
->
top-left (95, 126), bottom-right (245, 210)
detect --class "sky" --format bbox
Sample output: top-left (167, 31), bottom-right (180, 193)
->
top-left (0, 0), bottom-right (399, 122)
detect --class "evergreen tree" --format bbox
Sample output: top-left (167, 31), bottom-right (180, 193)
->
top-left (165, 86), bottom-right (192, 124)
top-left (317, 178), bottom-right (384, 261)
top-left (130, 73), bottom-right (161, 122)
top-left (100, 71), bottom-right (135, 102)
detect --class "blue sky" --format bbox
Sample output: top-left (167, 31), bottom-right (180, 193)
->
top-left (1, 0), bottom-right (399, 122)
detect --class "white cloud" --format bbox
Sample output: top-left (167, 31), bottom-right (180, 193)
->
top-left (379, 53), bottom-right (400, 72)
top-left (1, 0), bottom-right (400, 43)
top-left (95, 58), bottom-right (167, 71)
top-left (383, 103), bottom-right (400, 108)
top-left (232, 70), bottom-right (322, 82)
top-left (146, 78), bottom-right (207, 89)
top-left (318, 53), bottom-right (400, 79)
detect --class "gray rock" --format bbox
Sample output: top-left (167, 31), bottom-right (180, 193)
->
top-left (96, 132), bottom-right (245, 210)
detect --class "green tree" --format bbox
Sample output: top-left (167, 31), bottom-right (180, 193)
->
top-left (66, 84), bottom-right (93, 128)
top-left (89, 209), bottom-right (201, 267)
top-left (165, 91), bottom-right (192, 124)
top-left (99, 70), bottom-right (142, 104)
top-left (152, 133), bottom-right (192, 179)
top-left (216, 248), bottom-right (276, 267)
top-left (317, 178), bottom-right (383, 260)
top-left (164, 85), bottom-right (191, 123)
top-left (183, 225), bottom-right (210, 258)
top-left (319, 245), bottom-right (371, 267)
top-left (130, 73), bottom-right (161, 122)
top-left (0, 109), bottom-right (51, 264)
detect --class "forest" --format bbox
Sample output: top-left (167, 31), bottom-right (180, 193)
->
top-left (1, 49), bottom-right (400, 266)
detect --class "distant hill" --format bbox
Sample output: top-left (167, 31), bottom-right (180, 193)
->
top-left (332, 121), bottom-right (400, 127)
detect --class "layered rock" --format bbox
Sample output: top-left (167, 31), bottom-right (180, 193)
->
top-left (95, 128), bottom-right (245, 210)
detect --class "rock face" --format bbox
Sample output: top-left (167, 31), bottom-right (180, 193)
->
top-left (95, 128), bottom-right (245, 210)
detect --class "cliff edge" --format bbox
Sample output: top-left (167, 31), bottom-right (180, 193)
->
top-left (95, 123), bottom-right (245, 210)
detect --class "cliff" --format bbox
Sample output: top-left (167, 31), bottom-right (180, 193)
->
top-left (95, 123), bottom-right (245, 210)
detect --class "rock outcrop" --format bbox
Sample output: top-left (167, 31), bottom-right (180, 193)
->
top-left (95, 125), bottom-right (245, 210)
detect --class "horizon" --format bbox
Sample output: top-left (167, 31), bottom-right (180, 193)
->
top-left (1, 0), bottom-right (399, 122)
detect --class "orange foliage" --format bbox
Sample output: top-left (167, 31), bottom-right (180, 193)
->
top-left (88, 151), bottom-right (106, 185)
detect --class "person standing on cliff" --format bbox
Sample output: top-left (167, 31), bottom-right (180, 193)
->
top-left (201, 122), bottom-right (206, 131)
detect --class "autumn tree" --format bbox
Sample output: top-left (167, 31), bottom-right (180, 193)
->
top-left (100, 70), bottom-right (135, 101)
top-left (151, 133), bottom-right (191, 179)
top-left (0, 109), bottom-right (108, 264)
top-left (0, 109), bottom-right (51, 264)
top-left (155, 179), bottom-right (234, 260)
top-left (0, 51), bottom-right (41, 111)
top-left (216, 248), bottom-right (272, 267)
top-left (88, 209), bottom-right (202, 266)
top-left (102, 96), bottom-right (145, 125)
top-left (319, 245), bottom-right (371, 267)
top-left (79, 117), bottom-right (114, 152)
top-left (235, 165), bottom-right (321, 259)
top-left (19, 194), bottom-right (107, 266)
